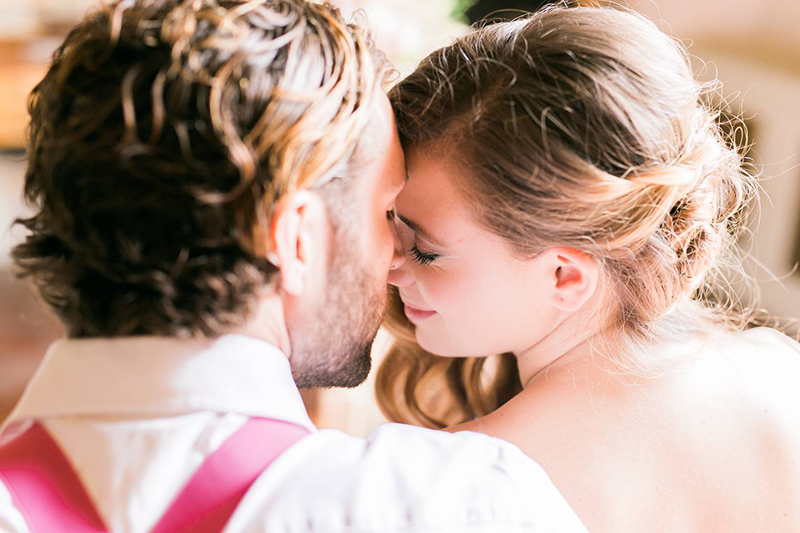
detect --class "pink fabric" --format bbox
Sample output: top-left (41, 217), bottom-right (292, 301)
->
top-left (0, 418), bottom-right (309, 533)
top-left (0, 422), bottom-right (107, 532)
top-left (151, 418), bottom-right (309, 533)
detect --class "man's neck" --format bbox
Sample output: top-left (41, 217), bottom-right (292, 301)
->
top-left (234, 290), bottom-right (292, 357)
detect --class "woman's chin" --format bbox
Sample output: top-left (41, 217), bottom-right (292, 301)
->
top-left (414, 328), bottom-right (447, 356)
top-left (415, 328), bottom-right (467, 358)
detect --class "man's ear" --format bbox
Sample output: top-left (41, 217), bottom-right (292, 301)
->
top-left (269, 190), bottom-right (331, 296)
top-left (548, 247), bottom-right (598, 312)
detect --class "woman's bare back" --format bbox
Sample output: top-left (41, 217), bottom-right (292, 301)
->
top-left (450, 327), bottom-right (800, 532)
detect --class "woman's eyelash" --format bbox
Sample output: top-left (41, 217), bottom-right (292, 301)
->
top-left (410, 244), bottom-right (439, 265)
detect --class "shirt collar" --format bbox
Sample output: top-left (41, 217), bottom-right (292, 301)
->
top-left (2, 334), bottom-right (316, 433)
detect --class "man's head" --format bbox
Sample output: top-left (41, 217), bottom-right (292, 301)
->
top-left (275, 92), bottom-right (407, 388)
top-left (13, 0), bottom-right (407, 387)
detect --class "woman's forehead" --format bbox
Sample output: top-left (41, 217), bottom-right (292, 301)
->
top-left (399, 149), bottom-right (486, 247)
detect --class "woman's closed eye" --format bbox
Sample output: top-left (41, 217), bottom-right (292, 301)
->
top-left (392, 211), bottom-right (442, 265)
top-left (409, 243), bottom-right (439, 265)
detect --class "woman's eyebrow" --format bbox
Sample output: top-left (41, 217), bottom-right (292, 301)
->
top-left (397, 213), bottom-right (447, 247)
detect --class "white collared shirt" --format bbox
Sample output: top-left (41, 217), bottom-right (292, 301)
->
top-left (0, 335), bottom-right (586, 533)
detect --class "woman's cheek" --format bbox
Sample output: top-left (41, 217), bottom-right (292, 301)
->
top-left (421, 268), bottom-right (473, 317)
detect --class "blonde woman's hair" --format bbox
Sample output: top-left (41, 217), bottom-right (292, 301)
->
top-left (377, 4), bottom-right (757, 429)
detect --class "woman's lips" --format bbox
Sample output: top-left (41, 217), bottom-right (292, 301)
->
top-left (403, 303), bottom-right (437, 322)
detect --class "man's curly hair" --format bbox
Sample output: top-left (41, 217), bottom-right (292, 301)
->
top-left (12, 0), bottom-right (387, 338)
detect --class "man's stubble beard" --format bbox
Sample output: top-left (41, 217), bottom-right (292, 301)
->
top-left (289, 225), bottom-right (388, 389)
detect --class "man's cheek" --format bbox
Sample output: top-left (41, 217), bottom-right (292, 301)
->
top-left (374, 217), bottom-right (394, 264)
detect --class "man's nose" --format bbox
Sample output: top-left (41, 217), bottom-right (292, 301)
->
top-left (387, 260), bottom-right (413, 287)
top-left (387, 221), bottom-right (412, 287)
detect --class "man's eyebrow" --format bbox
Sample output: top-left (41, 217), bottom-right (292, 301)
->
top-left (397, 213), bottom-right (446, 247)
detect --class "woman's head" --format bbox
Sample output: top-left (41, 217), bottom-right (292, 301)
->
top-left (388, 144), bottom-right (602, 358)
top-left (378, 5), bottom-right (755, 427)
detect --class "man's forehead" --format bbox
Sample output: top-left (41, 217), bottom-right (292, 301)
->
top-left (358, 91), bottom-right (406, 191)
top-left (380, 95), bottom-right (409, 185)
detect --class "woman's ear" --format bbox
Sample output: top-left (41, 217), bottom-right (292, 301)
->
top-left (269, 190), bottom-right (331, 296)
top-left (548, 247), bottom-right (598, 312)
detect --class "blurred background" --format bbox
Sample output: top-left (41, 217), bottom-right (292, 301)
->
top-left (1, 0), bottom-right (799, 434)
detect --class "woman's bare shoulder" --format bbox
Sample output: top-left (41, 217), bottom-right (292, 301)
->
top-left (456, 327), bottom-right (800, 442)
top-left (683, 327), bottom-right (800, 419)
top-left (451, 327), bottom-right (800, 530)
top-left (674, 327), bottom-right (800, 527)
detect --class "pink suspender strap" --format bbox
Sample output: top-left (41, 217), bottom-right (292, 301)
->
top-left (0, 418), bottom-right (310, 533)
top-left (0, 422), bottom-right (107, 532)
top-left (151, 418), bottom-right (309, 533)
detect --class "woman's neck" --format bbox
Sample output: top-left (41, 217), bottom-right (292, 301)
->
top-left (515, 309), bottom-right (607, 389)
